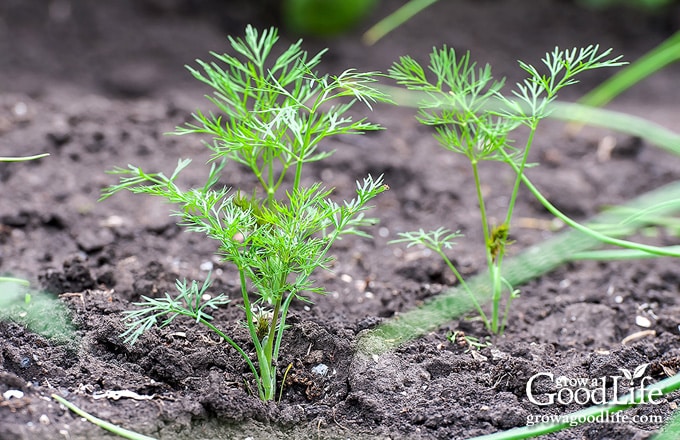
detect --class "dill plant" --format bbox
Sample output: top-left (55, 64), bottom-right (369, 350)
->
top-left (101, 25), bottom-right (388, 401)
top-left (389, 45), bottom-right (625, 334)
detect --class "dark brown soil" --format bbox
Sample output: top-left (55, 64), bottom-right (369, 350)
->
top-left (2, 1), bottom-right (680, 439)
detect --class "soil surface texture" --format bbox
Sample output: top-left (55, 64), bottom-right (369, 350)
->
top-left (2, 1), bottom-right (680, 439)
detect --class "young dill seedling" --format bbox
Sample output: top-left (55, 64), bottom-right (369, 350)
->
top-left (389, 45), bottom-right (625, 334)
top-left (101, 25), bottom-right (388, 401)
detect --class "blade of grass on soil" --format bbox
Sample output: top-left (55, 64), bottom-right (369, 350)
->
top-left (52, 394), bottom-right (157, 440)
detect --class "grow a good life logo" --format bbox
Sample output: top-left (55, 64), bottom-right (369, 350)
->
top-left (525, 363), bottom-right (663, 407)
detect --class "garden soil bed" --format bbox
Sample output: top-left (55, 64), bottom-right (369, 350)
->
top-left (2, 1), bottom-right (680, 439)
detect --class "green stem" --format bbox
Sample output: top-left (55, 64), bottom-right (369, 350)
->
top-left (273, 290), bottom-right (297, 362)
top-left (471, 159), bottom-right (497, 332)
top-left (0, 277), bottom-right (30, 286)
top-left (52, 394), bottom-right (157, 440)
top-left (471, 160), bottom-right (492, 252)
top-left (488, 120), bottom-right (539, 334)
top-left (490, 263), bottom-right (502, 333)
top-left (499, 278), bottom-right (517, 334)
top-left (362, 0), bottom-right (440, 45)
top-left (500, 150), bottom-right (680, 258)
top-left (199, 318), bottom-right (265, 400)
top-left (260, 271), bottom-right (290, 400)
top-left (504, 121), bottom-right (538, 226)
top-left (436, 249), bottom-right (490, 329)
top-left (238, 267), bottom-right (268, 400)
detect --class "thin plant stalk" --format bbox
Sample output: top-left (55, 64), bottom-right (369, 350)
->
top-left (52, 394), bottom-right (157, 440)
top-left (578, 30), bottom-right (680, 108)
top-left (0, 277), bottom-right (30, 286)
top-left (499, 147), bottom-right (680, 258)
top-left (0, 153), bottom-right (49, 162)
top-left (362, 0), bottom-right (439, 45)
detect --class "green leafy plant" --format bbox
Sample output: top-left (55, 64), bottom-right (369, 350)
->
top-left (100, 25), bottom-right (388, 401)
top-left (388, 45), bottom-right (625, 334)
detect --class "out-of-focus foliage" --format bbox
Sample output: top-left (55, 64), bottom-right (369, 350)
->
top-left (282, 0), bottom-right (378, 36)
top-left (576, 0), bottom-right (676, 9)
top-left (0, 278), bottom-right (77, 345)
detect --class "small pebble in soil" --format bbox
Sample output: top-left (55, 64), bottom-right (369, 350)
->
top-left (13, 102), bottom-right (28, 117)
top-left (3, 390), bottom-right (24, 400)
top-left (39, 414), bottom-right (50, 425)
top-left (200, 261), bottom-right (213, 271)
top-left (20, 357), bottom-right (31, 369)
top-left (614, 295), bottom-right (623, 303)
top-left (636, 316), bottom-right (652, 328)
top-left (311, 364), bottom-right (329, 376)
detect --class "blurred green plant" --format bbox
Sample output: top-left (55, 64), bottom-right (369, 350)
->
top-left (0, 153), bottom-right (75, 343)
top-left (577, 30), bottom-right (680, 108)
top-left (0, 277), bottom-right (77, 345)
top-left (282, 0), bottom-right (378, 36)
top-left (363, 0), bottom-right (439, 45)
top-left (576, 0), bottom-right (676, 9)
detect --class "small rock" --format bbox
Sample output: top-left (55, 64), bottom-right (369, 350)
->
top-left (76, 229), bottom-right (115, 253)
top-left (636, 315), bottom-right (652, 328)
top-left (311, 364), bottom-right (329, 376)
top-left (3, 390), bottom-right (24, 400)
top-left (46, 115), bottom-right (71, 147)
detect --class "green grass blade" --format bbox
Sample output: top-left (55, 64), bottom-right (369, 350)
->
top-left (52, 394), bottom-right (157, 440)
top-left (550, 101), bottom-right (680, 156)
top-left (362, 0), bottom-right (439, 45)
top-left (578, 30), bottom-right (680, 108)
top-left (570, 245), bottom-right (680, 261)
top-left (655, 406), bottom-right (680, 439)
top-left (0, 153), bottom-right (49, 162)
top-left (0, 277), bottom-right (31, 286)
